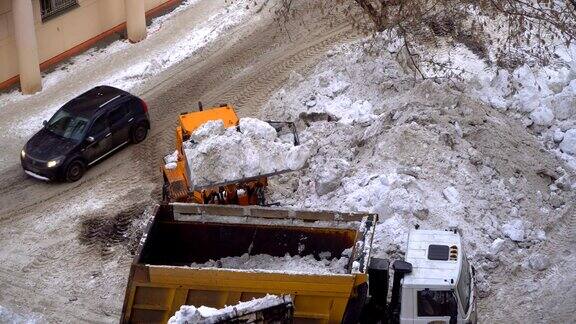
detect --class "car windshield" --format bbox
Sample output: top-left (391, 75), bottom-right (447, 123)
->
top-left (46, 110), bottom-right (89, 141)
top-left (457, 255), bottom-right (472, 315)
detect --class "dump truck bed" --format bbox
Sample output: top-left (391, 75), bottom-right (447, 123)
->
top-left (121, 203), bottom-right (376, 323)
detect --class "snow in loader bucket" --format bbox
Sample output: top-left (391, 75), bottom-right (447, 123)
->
top-left (181, 118), bottom-right (309, 190)
top-left (121, 203), bottom-right (377, 323)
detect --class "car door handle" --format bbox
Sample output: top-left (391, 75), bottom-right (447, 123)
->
top-left (105, 133), bottom-right (111, 138)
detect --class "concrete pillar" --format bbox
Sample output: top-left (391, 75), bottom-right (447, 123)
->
top-left (125, 0), bottom-right (147, 43)
top-left (12, 0), bottom-right (42, 94)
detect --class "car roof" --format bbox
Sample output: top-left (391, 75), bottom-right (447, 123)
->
top-left (61, 86), bottom-right (132, 118)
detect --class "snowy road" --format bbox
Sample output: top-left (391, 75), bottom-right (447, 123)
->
top-left (0, 1), bottom-right (354, 322)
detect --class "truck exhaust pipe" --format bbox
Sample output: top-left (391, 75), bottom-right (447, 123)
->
top-left (389, 260), bottom-right (412, 322)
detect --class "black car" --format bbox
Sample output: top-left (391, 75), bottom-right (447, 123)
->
top-left (21, 86), bottom-right (150, 182)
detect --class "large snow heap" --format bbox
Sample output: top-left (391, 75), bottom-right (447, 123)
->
top-left (260, 37), bottom-right (575, 323)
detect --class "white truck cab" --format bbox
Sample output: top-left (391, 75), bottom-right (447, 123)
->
top-left (399, 229), bottom-right (477, 324)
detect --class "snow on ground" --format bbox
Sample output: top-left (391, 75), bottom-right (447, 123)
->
top-left (189, 250), bottom-right (352, 274)
top-left (168, 295), bottom-right (287, 324)
top-left (0, 305), bottom-right (43, 324)
top-left (184, 118), bottom-right (310, 186)
top-left (259, 33), bottom-right (575, 322)
top-left (0, 0), bottom-right (251, 138)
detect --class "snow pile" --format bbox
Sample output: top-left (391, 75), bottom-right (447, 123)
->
top-left (168, 295), bottom-right (287, 324)
top-left (189, 249), bottom-right (352, 274)
top-left (183, 118), bottom-right (310, 186)
top-left (260, 35), bottom-right (575, 322)
top-left (457, 44), bottom-right (576, 169)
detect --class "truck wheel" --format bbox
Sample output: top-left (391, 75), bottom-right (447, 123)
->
top-left (65, 160), bottom-right (85, 182)
top-left (131, 123), bottom-right (148, 144)
top-left (256, 187), bottom-right (266, 206)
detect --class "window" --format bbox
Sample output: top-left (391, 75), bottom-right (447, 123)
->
top-left (417, 290), bottom-right (458, 317)
top-left (40, 0), bottom-right (79, 22)
top-left (89, 116), bottom-right (108, 137)
top-left (46, 110), bottom-right (89, 141)
top-left (457, 257), bottom-right (472, 315)
top-left (109, 104), bottom-right (130, 126)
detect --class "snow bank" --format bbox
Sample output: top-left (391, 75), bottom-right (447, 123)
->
top-left (168, 295), bottom-right (287, 324)
top-left (189, 250), bottom-right (351, 274)
top-left (468, 44), bottom-right (576, 169)
top-left (259, 30), bottom-right (575, 322)
top-left (184, 118), bottom-right (310, 186)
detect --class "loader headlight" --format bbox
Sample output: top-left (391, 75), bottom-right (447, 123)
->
top-left (21, 149), bottom-right (26, 159)
top-left (47, 158), bottom-right (62, 168)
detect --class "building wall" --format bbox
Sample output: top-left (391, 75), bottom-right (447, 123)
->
top-left (0, 0), bottom-right (178, 88)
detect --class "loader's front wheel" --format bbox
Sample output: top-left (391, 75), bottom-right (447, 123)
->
top-left (256, 187), bottom-right (266, 206)
top-left (65, 160), bottom-right (85, 182)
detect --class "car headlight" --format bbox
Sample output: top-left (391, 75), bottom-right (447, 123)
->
top-left (21, 150), bottom-right (26, 158)
top-left (47, 158), bottom-right (62, 168)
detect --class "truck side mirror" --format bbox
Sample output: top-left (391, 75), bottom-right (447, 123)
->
top-left (86, 136), bottom-right (95, 143)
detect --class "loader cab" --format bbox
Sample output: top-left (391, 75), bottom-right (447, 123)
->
top-left (399, 230), bottom-right (476, 324)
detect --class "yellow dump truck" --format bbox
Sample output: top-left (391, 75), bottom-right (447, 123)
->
top-left (121, 203), bottom-right (478, 324)
top-left (121, 203), bottom-right (377, 323)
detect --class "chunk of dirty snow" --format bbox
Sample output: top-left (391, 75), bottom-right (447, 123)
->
top-left (559, 129), bottom-right (576, 155)
top-left (530, 106), bottom-right (554, 127)
top-left (190, 120), bottom-right (225, 142)
top-left (502, 219), bottom-right (525, 242)
top-left (442, 186), bottom-right (460, 204)
top-left (315, 159), bottom-right (350, 196)
top-left (168, 305), bottom-right (219, 323)
top-left (164, 150), bottom-right (179, 164)
top-left (528, 254), bottom-right (551, 271)
top-left (534, 229), bottom-right (547, 241)
top-left (553, 130), bottom-right (565, 143)
top-left (489, 238), bottom-right (506, 255)
top-left (285, 145), bottom-right (311, 170)
top-left (329, 99), bottom-right (375, 125)
top-left (165, 162), bottom-right (178, 170)
top-left (183, 118), bottom-right (310, 186)
top-left (239, 117), bottom-right (277, 141)
top-left (306, 99), bottom-right (317, 107)
top-left (189, 252), bottom-right (350, 274)
top-left (164, 150), bottom-right (179, 169)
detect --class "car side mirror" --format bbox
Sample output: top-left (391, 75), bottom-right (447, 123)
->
top-left (42, 120), bottom-right (48, 127)
top-left (86, 136), bottom-right (95, 143)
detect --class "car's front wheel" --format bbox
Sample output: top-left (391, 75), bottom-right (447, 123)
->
top-left (131, 123), bottom-right (148, 144)
top-left (64, 160), bottom-right (85, 182)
